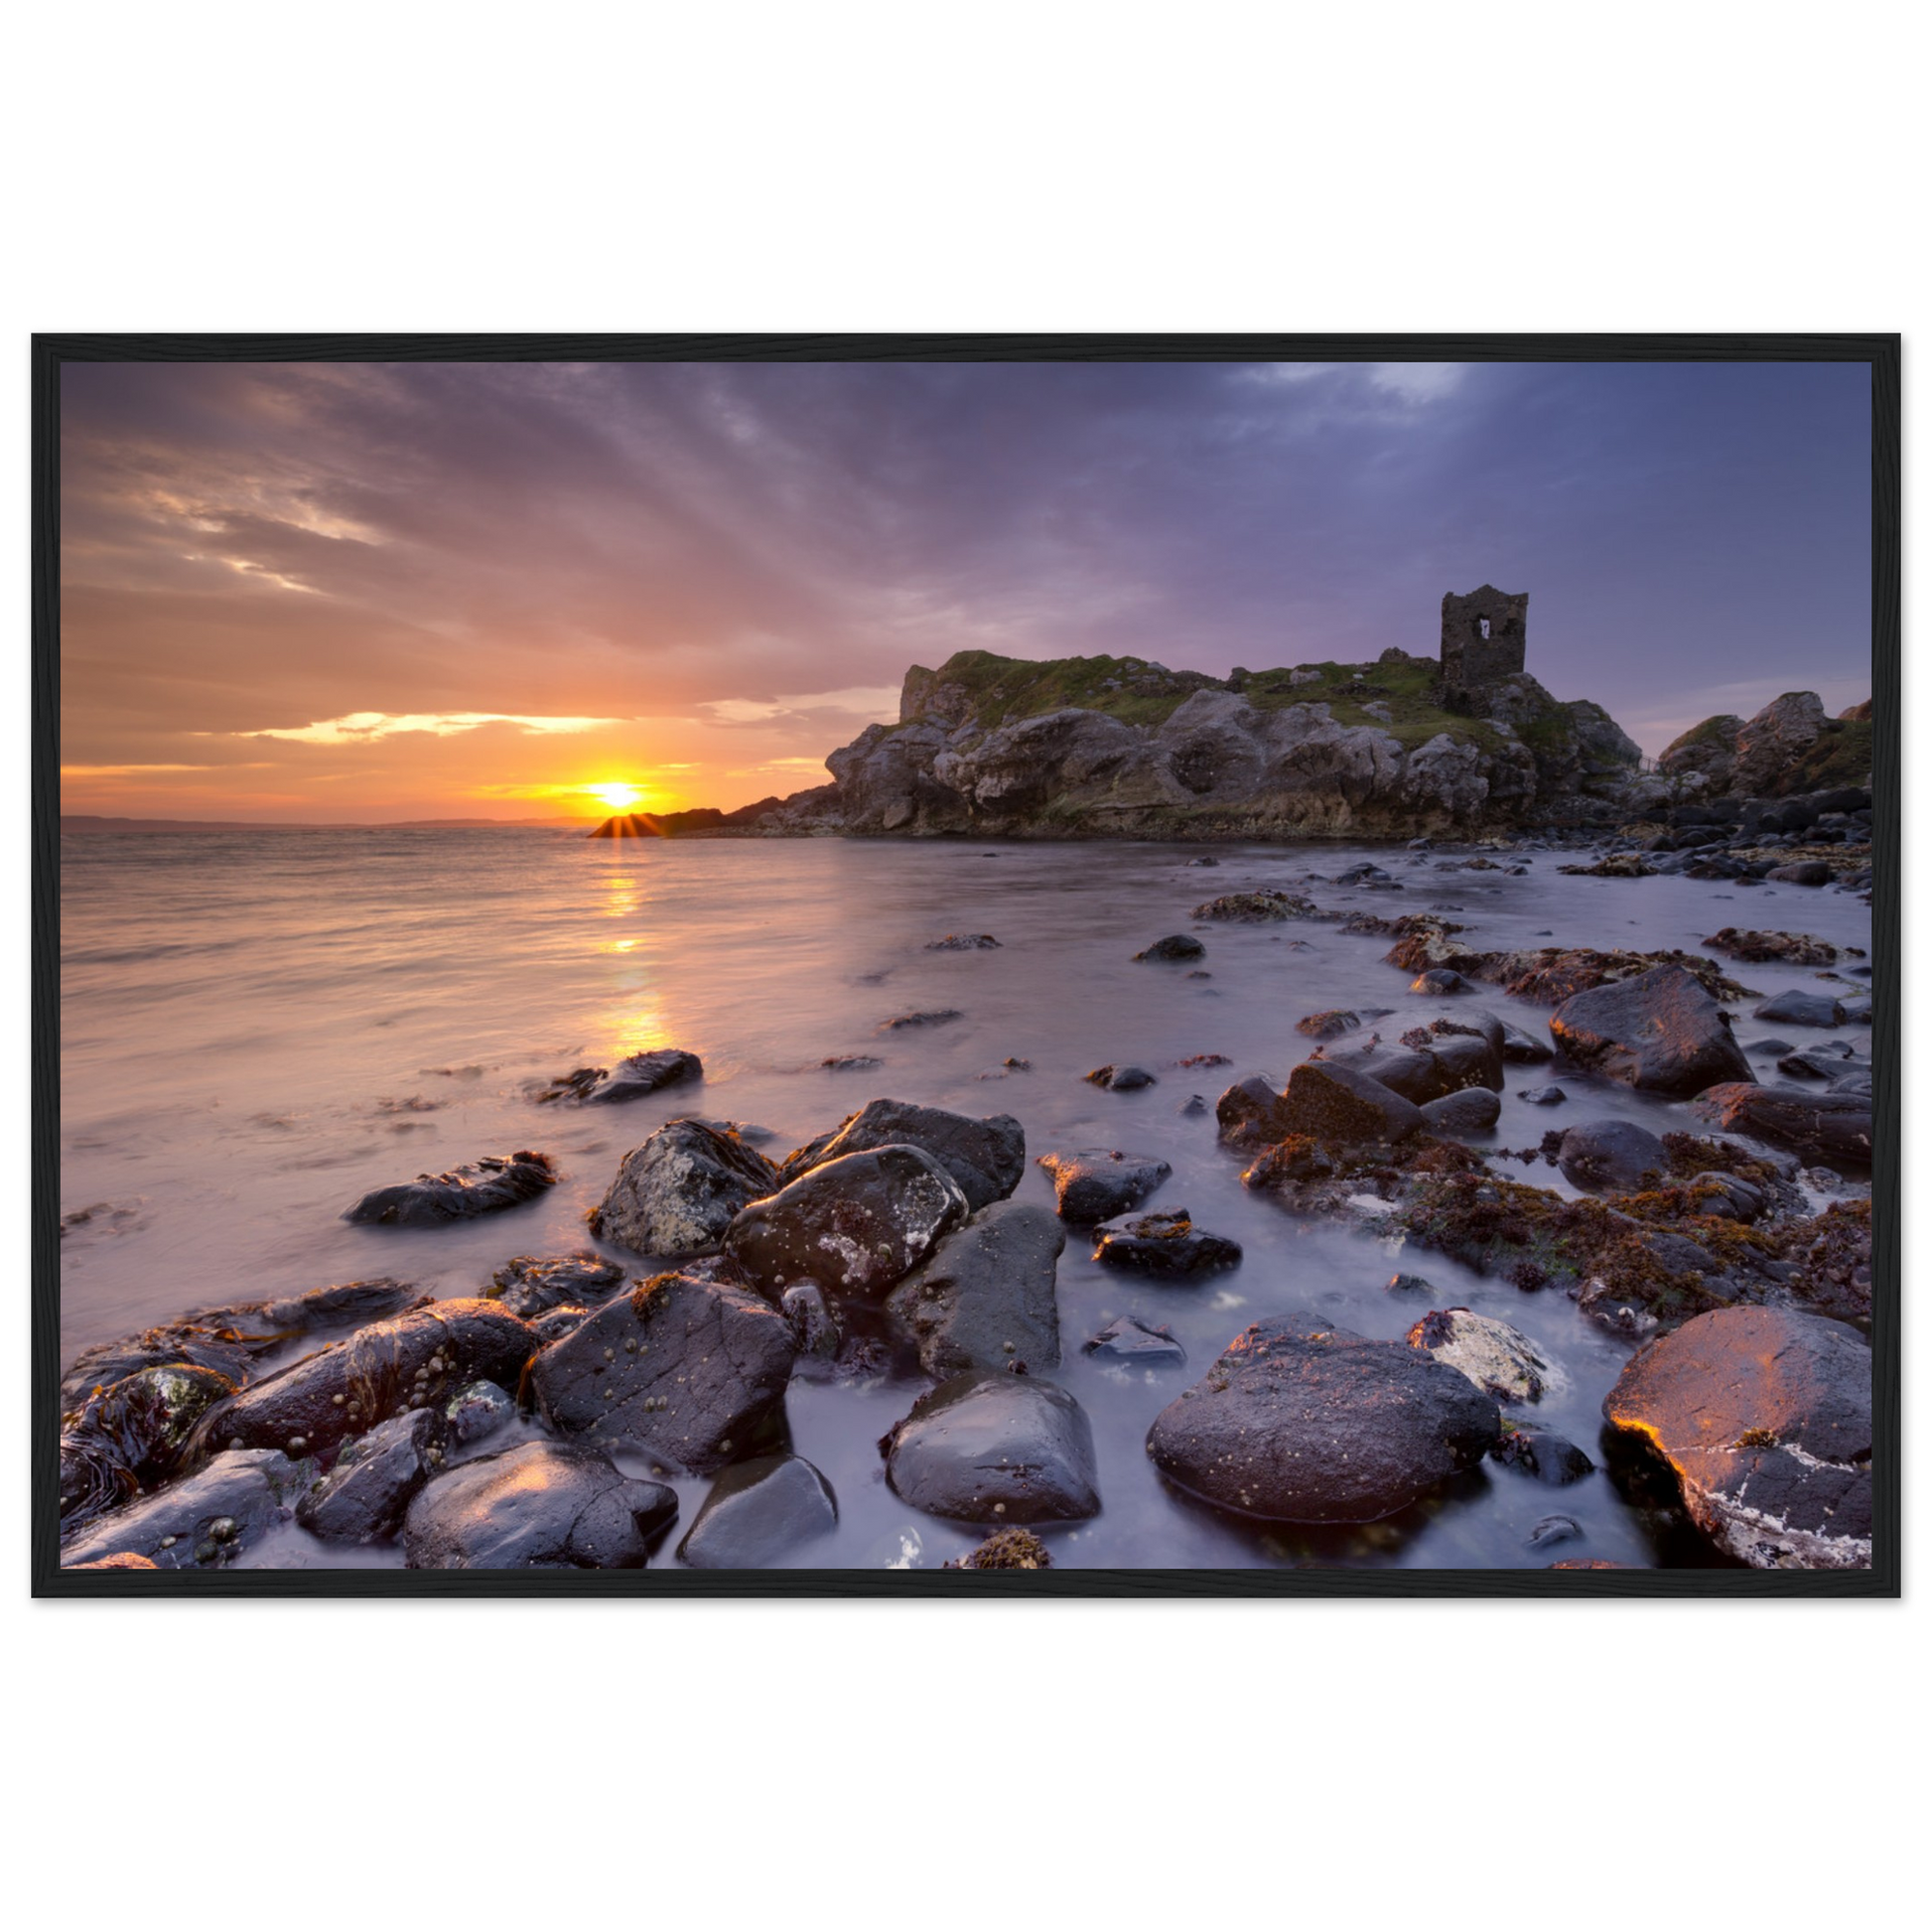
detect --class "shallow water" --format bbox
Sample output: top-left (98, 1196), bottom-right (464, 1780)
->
top-left (60, 827), bottom-right (1874, 1571)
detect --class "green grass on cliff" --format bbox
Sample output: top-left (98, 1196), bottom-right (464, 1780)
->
top-left (1785, 718), bottom-right (1873, 793)
top-left (913, 648), bottom-right (1507, 751)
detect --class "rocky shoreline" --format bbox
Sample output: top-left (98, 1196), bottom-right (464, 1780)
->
top-left (61, 806), bottom-right (1875, 1576)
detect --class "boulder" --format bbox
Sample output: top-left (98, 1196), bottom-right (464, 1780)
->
top-left (884, 1373), bottom-right (1101, 1524)
top-left (1603, 1307), bottom-right (1871, 1569)
top-left (1279, 1060), bottom-right (1424, 1144)
top-left (1420, 1089), bottom-right (1500, 1136)
top-left (1491, 1425), bottom-right (1594, 1485)
top-left (344, 1152), bottom-right (557, 1226)
top-left (879, 1009), bottom-right (963, 1032)
top-left (62, 1449), bottom-right (317, 1569)
top-left (403, 1441), bottom-right (677, 1569)
top-left (487, 1252), bottom-right (627, 1317)
top-left (1520, 1085), bottom-right (1568, 1106)
top-left (189, 1300), bottom-right (536, 1462)
top-left (1135, 934), bottom-right (1206, 962)
top-left (1731, 692), bottom-right (1827, 796)
top-left (1498, 1022), bottom-right (1555, 1064)
top-left (675, 1454), bottom-right (838, 1568)
top-left (296, 1408), bottom-right (444, 1544)
top-left (1036, 1148), bottom-right (1172, 1222)
top-left (1557, 1119), bottom-right (1671, 1193)
top-left (60, 1362), bottom-right (237, 1519)
top-left (1691, 1084), bottom-right (1872, 1167)
top-left (724, 1145), bottom-right (970, 1299)
top-left (776, 1099), bottom-right (1024, 1211)
top-left (583, 1048), bottom-right (704, 1104)
top-left (590, 1119), bottom-right (780, 1258)
top-left (1147, 1319), bottom-right (1499, 1523)
top-left (1083, 1315), bottom-right (1186, 1367)
top-left (1752, 990), bottom-right (1845, 1029)
top-left (188, 1277), bottom-right (430, 1334)
top-left (1405, 1308), bottom-right (1565, 1403)
top-left (1091, 1208), bottom-right (1242, 1276)
top-left (1411, 968), bottom-right (1472, 996)
top-left (1549, 964), bottom-right (1752, 1096)
top-left (885, 1199), bottom-right (1064, 1377)
top-left (1215, 1076), bottom-right (1296, 1148)
top-left (925, 933), bottom-right (1000, 950)
top-left (529, 1273), bottom-right (796, 1474)
top-left (780, 1282), bottom-right (842, 1361)
top-left (1766, 862), bottom-right (1833, 887)
top-left (1296, 1009), bottom-right (1360, 1038)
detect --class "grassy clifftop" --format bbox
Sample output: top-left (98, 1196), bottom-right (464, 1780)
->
top-left (904, 647), bottom-right (1516, 752)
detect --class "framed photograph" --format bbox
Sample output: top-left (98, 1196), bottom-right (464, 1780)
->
top-left (33, 335), bottom-right (1898, 1595)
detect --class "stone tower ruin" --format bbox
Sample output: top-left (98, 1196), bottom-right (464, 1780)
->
top-left (1440, 585), bottom-right (1527, 711)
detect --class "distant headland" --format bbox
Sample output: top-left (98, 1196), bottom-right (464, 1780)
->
top-left (590, 587), bottom-right (1873, 843)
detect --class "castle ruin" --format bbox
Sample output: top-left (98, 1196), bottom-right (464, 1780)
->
top-left (1440, 585), bottom-right (1527, 711)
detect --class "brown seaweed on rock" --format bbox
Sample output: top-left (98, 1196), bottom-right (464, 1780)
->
top-left (1377, 916), bottom-right (1756, 1004)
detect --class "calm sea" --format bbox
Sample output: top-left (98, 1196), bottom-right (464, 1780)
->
top-left (59, 826), bottom-right (1873, 1569)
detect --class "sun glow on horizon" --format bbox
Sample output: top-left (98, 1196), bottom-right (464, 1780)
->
top-left (587, 781), bottom-right (646, 813)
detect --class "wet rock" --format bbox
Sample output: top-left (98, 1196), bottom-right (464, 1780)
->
top-left (1527, 1514), bottom-right (1583, 1549)
top-left (1743, 1036), bottom-right (1795, 1057)
top-left (1092, 1207), bottom-right (1242, 1276)
top-left (444, 1379), bottom-right (517, 1444)
top-left (675, 1454), bottom-right (838, 1568)
top-left (63, 1449), bottom-right (316, 1569)
top-left (1785, 1200), bottom-right (1872, 1324)
top-left (1215, 1076), bottom-right (1295, 1149)
top-left (1146, 1321), bottom-right (1499, 1523)
top-left (1297, 1009), bottom-right (1360, 1038)
top-left (943, 1526), bottom-right (1053, 1569)
top-left (725, 1145), bottom-right (970, 1299)
top-left (297, 1408), bottom-right (444, 1544)
top-left (1685, 1172), bottom-right (1769, 1223)
top-left (1491, 1425), bottom-right (1594, 1484)
top-left (66, 1553), bottom-right (158, 1571)
top-left (1766, 861), bottom-right (1833, 887)
top-left (60, 1363), bottom-right (237, 1522)
top-left (1177, 1094), bottom-right (1208, 1117)
top-left (885, 1373), bottom-right (1101, 1523)
top-left (1385, 1274), bottom-right (1438, 1295)
top-left (1777, 1045), bottom-right (1856, 1081)
top-left (1498, 1022), bottom-right (1555, 1064)
top-left (1083, 1314), bottom-right (1186, 1367)
top-left (344, 1151), bottom-right (558, 1227)
top-left (1405, 1308), bottom-right (1564, 1403)
top-left (403, 1441), bottom-right (677, 1569)
top-left (1704, 927), bottom-right (1840, 966)
top-left (1135, 934), bottom-right (1206, 962)
top-left (1692, 1084), bottom-right (1872, 1167)
top-left (1086, 1063), bottom-right (1158, 1091)
top-left (583, 1048), bottom-right (704, 1105)
top-left (1549, 964), bottom-right (1752, 1096)
top-left (776, 1098), bottom-right (1025, 1211)
top-left (886, 1199), bottom-right (1063, 1377)
top-left (1557, 1120), bottom-right (1670, 1193)
top-left (780, 1281), bottom-right (843, 1361)
top-left (590, 1119), bottom-right (780, 1258)
top-left (190, 1300), bottom-right (536, 1463)
top-left (1752, 989), bottom-right (1845, 1029)
top-left (822, 1054), bottom-right (884, 1072)
top-left (1420, 1088), bottom-right (1501, 1136)
top-left (1279, 1060), bottom-right (1424, 1144)
top-left (1191, 891), bottom-right (1318, 922)
top-left (1410, 968), bottom-right (1472, 996)
top-left (191, 1277), bottom-right (430, 1334)
top-left (1520, 1084), bottom-right (1568, 1106)
top-left (529, 1273), bottom-right (794, 1473)
top-left (1036, 1148), bottom-right (1172, 1222)
top-left (487, 1252), bottom-right (627, 1317)
top-left (925, 933), bottom-right (1000, 950)
top-left (1603, 1306), bottom-right (1871, 1569)
top-left (530, 1307), bottom-right (593, 1345)
top-left (880, 1008), bottom-right (963, 1031)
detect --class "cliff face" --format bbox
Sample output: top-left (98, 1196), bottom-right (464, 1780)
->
top-left (736, 647), bottom-right (1641, 841)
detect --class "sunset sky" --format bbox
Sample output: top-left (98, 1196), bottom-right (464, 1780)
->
top-left (60, 357), bottom-right (1872, 822)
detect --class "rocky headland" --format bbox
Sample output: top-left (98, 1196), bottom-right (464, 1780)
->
top-left (594, 634), bottom-right (1871, 846)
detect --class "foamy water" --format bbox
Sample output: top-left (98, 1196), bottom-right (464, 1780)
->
top-left (60, 826), bottom-right (1874, 1570)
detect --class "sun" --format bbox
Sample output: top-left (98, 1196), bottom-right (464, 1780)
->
top-left (587, 781), bottom-right (645, 813)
